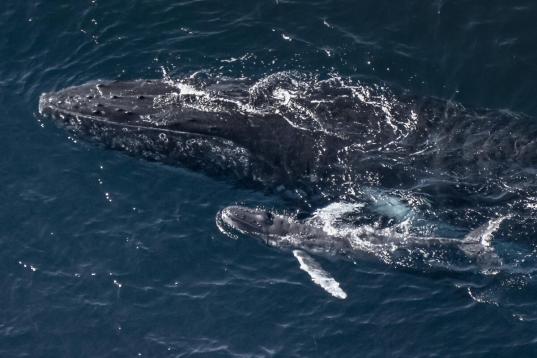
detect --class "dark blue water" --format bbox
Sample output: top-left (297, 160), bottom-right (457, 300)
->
top-left (2, 1), bottom-right (537, 356)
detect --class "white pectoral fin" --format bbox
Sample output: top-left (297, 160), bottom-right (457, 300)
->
top-left (293, 250), bottom-right (347, 299)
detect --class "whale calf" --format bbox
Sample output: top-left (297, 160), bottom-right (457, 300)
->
top-left (218, 205), bottom-right (507, 298)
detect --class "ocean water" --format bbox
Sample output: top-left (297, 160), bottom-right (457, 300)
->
top-left (2, 1), bottom-right (537, 357)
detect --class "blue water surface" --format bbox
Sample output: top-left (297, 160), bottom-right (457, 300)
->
top-left (2, 1), bottom-right (537, 356)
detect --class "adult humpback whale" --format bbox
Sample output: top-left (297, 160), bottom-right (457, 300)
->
top-left (38, 72), bottom-right (537, 202)
top-left (38, 72), bottom-right (531, 297)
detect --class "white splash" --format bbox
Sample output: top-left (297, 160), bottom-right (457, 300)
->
top-left (309, 202), bottom-right (365, 236)
top-left (174, 83), bottom-right (206, 97)
top-left (282, 34), bottom-right (292, 41)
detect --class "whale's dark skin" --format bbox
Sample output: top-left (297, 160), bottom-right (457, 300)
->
top-left (38, 76), bottom-right (537, 208)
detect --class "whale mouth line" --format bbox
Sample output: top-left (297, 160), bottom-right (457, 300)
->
top-left (38, 94), bottom-right (226, 141)
top-left (220, 207), bottom-right (253, 231)
top-left (220, 207), bottom-right (269, 236)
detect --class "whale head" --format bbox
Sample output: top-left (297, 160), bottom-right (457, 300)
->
top-left (38, 79), bottom-right (318, 186)
top-left (220, 205), bottom-right (293, 238)
top-left (38, 80), bottom-right (247, 139)
top-left (218, 205), bottom-right (349, 255)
